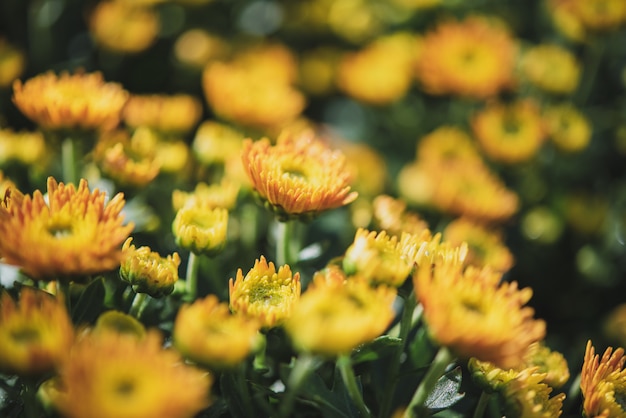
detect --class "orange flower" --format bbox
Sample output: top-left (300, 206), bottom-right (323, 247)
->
top-left (371, 194), bottom-right (428, 237)
top-left (472, 99), bottom-right (546, 164)
top-left (12, 71), bottom-right (129, 132)
top-left (0, 177), bottom-right (133, 280)
top-left (241, 132), bottom-right (358, 220)
top-left (122, 94), bottom-right (203, 135)
top-left (415, 15), bottom-right (517, 99)
top-left (581, 340), bottom-right (626, 418)
top-left (414, 260), bottom-right (545, 369)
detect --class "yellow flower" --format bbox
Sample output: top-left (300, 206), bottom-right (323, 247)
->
top-left (50, 329), bottom-right (211, 418)
top-left (0, 39), bottom-right (25, 88)
top-left (93, 128), bottom-right (160, 188)
top-left (581, 340), bottom-right (626, 418)
top-left (371, 194), bottom-right (429, 237)
top-left (416, 126), bottom-right (484, 166)
top-left (298, 47), bottom-right (340, 97)
top-left (0, 288), bottom-right (74, 376)
top-left (202, 59), bottom-right (305, 130)
top-left (502, 368), bottom-right (566, 418)
top-left (414, 260), bottom-right (546, 369)
top-left (336, 33), bottom-right (416, 105)
top-left (89, 2), bottom-right (159, 54)
top-left (174, 294), bottom-right (261, 370)
top-left (120, 238), bottom-right (181, 297)
top-left (521, 44), bottom-right (581, 94)
top-left (0, 128), bottom-right (47, 166)
top-left (241, 132), bottom-right (358, 220)
top-left (472, 99), bottom-right (546, 164)
top-left (399, 160), bottom-right (519, 222)
top-left (153, 138), bottom-right (191, 174)
top-left (229, 255), bottom-right (301, 328)
top-left (334, 139), bottom-right (387, 198)
top-left (572, 0), bottom-right (626, 32)
top-left (122, 94), bottom-right (203, 135)
top-left (415, 15), bottom-right (517, 99)
top-left (12, 71), bottom-right (129, 132)
top-left (192, 120), bottom-right (244, 166)
top-left (173, 29), bottom-right (230, 70)
top-left (172, 178), bottom-right (240, 212)
top-left (0, 177), bottom-right (133, 280)
top-left (523, 342), bottom-right (571, 389)
top-left (443, 218), bottom-right (514, 273)
top-left (172, 205), bottom-right (228, 256)
top-left (544, 104), bottom-right (592, 153)
top-left (94, 310), bottom-right (146, 340)
top-left (343, 228), bottom-right (414, 287)
top-left (402, 231), bottom-right (470, 273)
top-left (284, 277), bottom-right (396, 356)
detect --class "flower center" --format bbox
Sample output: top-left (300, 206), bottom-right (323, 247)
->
top-left (461, 298), bottom-right (485, 316)
top-left (250, 287), bottom-right (283, 307)
top-left (115, 379), bottom-right (136, 397)
top-left (614, 386), bottom-right (626, 411)
top-left (10, 327), bottom-right (41, 345)
top-left (48, 225), bottom-right (73, 239)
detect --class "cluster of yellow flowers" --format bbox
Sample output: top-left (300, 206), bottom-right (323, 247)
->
top-left (1, 0), bottom-right (626, 416)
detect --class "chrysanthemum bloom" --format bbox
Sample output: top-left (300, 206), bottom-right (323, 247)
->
top-left (0, 128), bottom-right (46, 166)
top-left (174, 294), bottom-right (261, 370)
top-left (443, 218), bottom-right (514, 273)
top-left (336, 32), bottom-right (416, 105)
top-left (414, 260), bottom-right (546, 369)
top-left (174, 29), bottom-right (230, 70)
top-left (334, 139), bottom-right (387, 198)
top-left (372, 195), bottom-right (429, 237)
top-left (298, 47), bottom-right (341, 97)
top-left (521, 44), bottom-right (581, 95)
top-left (12, 71), bottom-right (129, 132)
top-left (229, 256), bottom-right (301, 328)
top-left (502, 368), bottom-right (566, 417)
top-left (50, 329), bottom-right (211, 418)
top-left (192, 120), bottom-right (244, 166)
top-left (415, 15), bottom-right (517, 99)
top-left (93, 128), bottom-right (160, 188)
top-left (472, 99), bottom-right (546, 164)
top-left (202, 61), bottom-right (305, 131)
top-left (581, 341), bottom-right (626, 417)
top-left (0, 288), bottom-right (74, 376)
top-left (284, 277), bottom-right (396, 356)
top-left (154, 139), bottom-right (190, 174)
top-left (0, 177), bottom-right (133, 280)
top-left (172, 205), bottom-right (228, 256)
top-left (522, 342), bottom-right (570, 389)
top-left (172, 179), bottom-right (240, 212)
top-left (0, 39), bottom-right (25, 88)
top-left (89, 1), bottom-right (159, 54)
top-left (544, 104), bottom-right (592, 153)
top-left (401, 232), bottom-right (469, 273)
top-left (241, 132), bottom-right (358, 220)
top-left (343, 228), bottom-right (414, 287)
top-left (399, 160), bottom-right (519, 222)
top-left (416, 126), bottom-right (484, 166)
top-left (233, 42), bottom-right (299, 85)
top-left (120, 238), bottom-right (181, 297)
top-left (93, 310), bottom-right (146, 340)
top-left (122, 94), bottom-right (203, 135)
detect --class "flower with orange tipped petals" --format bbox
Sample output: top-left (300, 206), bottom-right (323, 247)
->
top-left (581, 340), bottom-right (626, 418)
top-left (0, 177), bottom-right (134, 280)
top-left (241, 132), bottom-right (358, 220)
top-left (12, 71), bottom-right (129, 132)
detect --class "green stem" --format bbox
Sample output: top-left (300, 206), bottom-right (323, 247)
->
top-left (61, 136), bottom-right (80, 185)
top-left (234, 363), bottom-right (256, 417)
top-left (185, 252), bottom-right (201, 302)
top-left (379, 294), bottom-right (417, 418)
top-left (404, 346), bottom-right (455, 418)
top-left (276, 220), bottom-right (294, 266)
top-left (129, 292), bottom-right (148, 318)
top-left (20, 378), bottom-right (40, 418)
top-left (57, 280), bottom-right (72, 315)
top-left (473, 391), bottom-right (491, 418)
top-left (278, 354), bottom-right (318, 418)
top-left (337, 354), bottom-right (372, 418)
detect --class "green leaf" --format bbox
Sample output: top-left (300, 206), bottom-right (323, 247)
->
top-left (351, 335), bottom-right (403, 365)
top-left (298, 368), bottom-right (360, 418)
top-left (424, 367), bottom-right (465, 413)
top-left (409, 327), bottom-right (437, 368)
top-left (71, 277), bottom-right (106, 325)
top-left (219, 371), bottom-right (257, 418)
